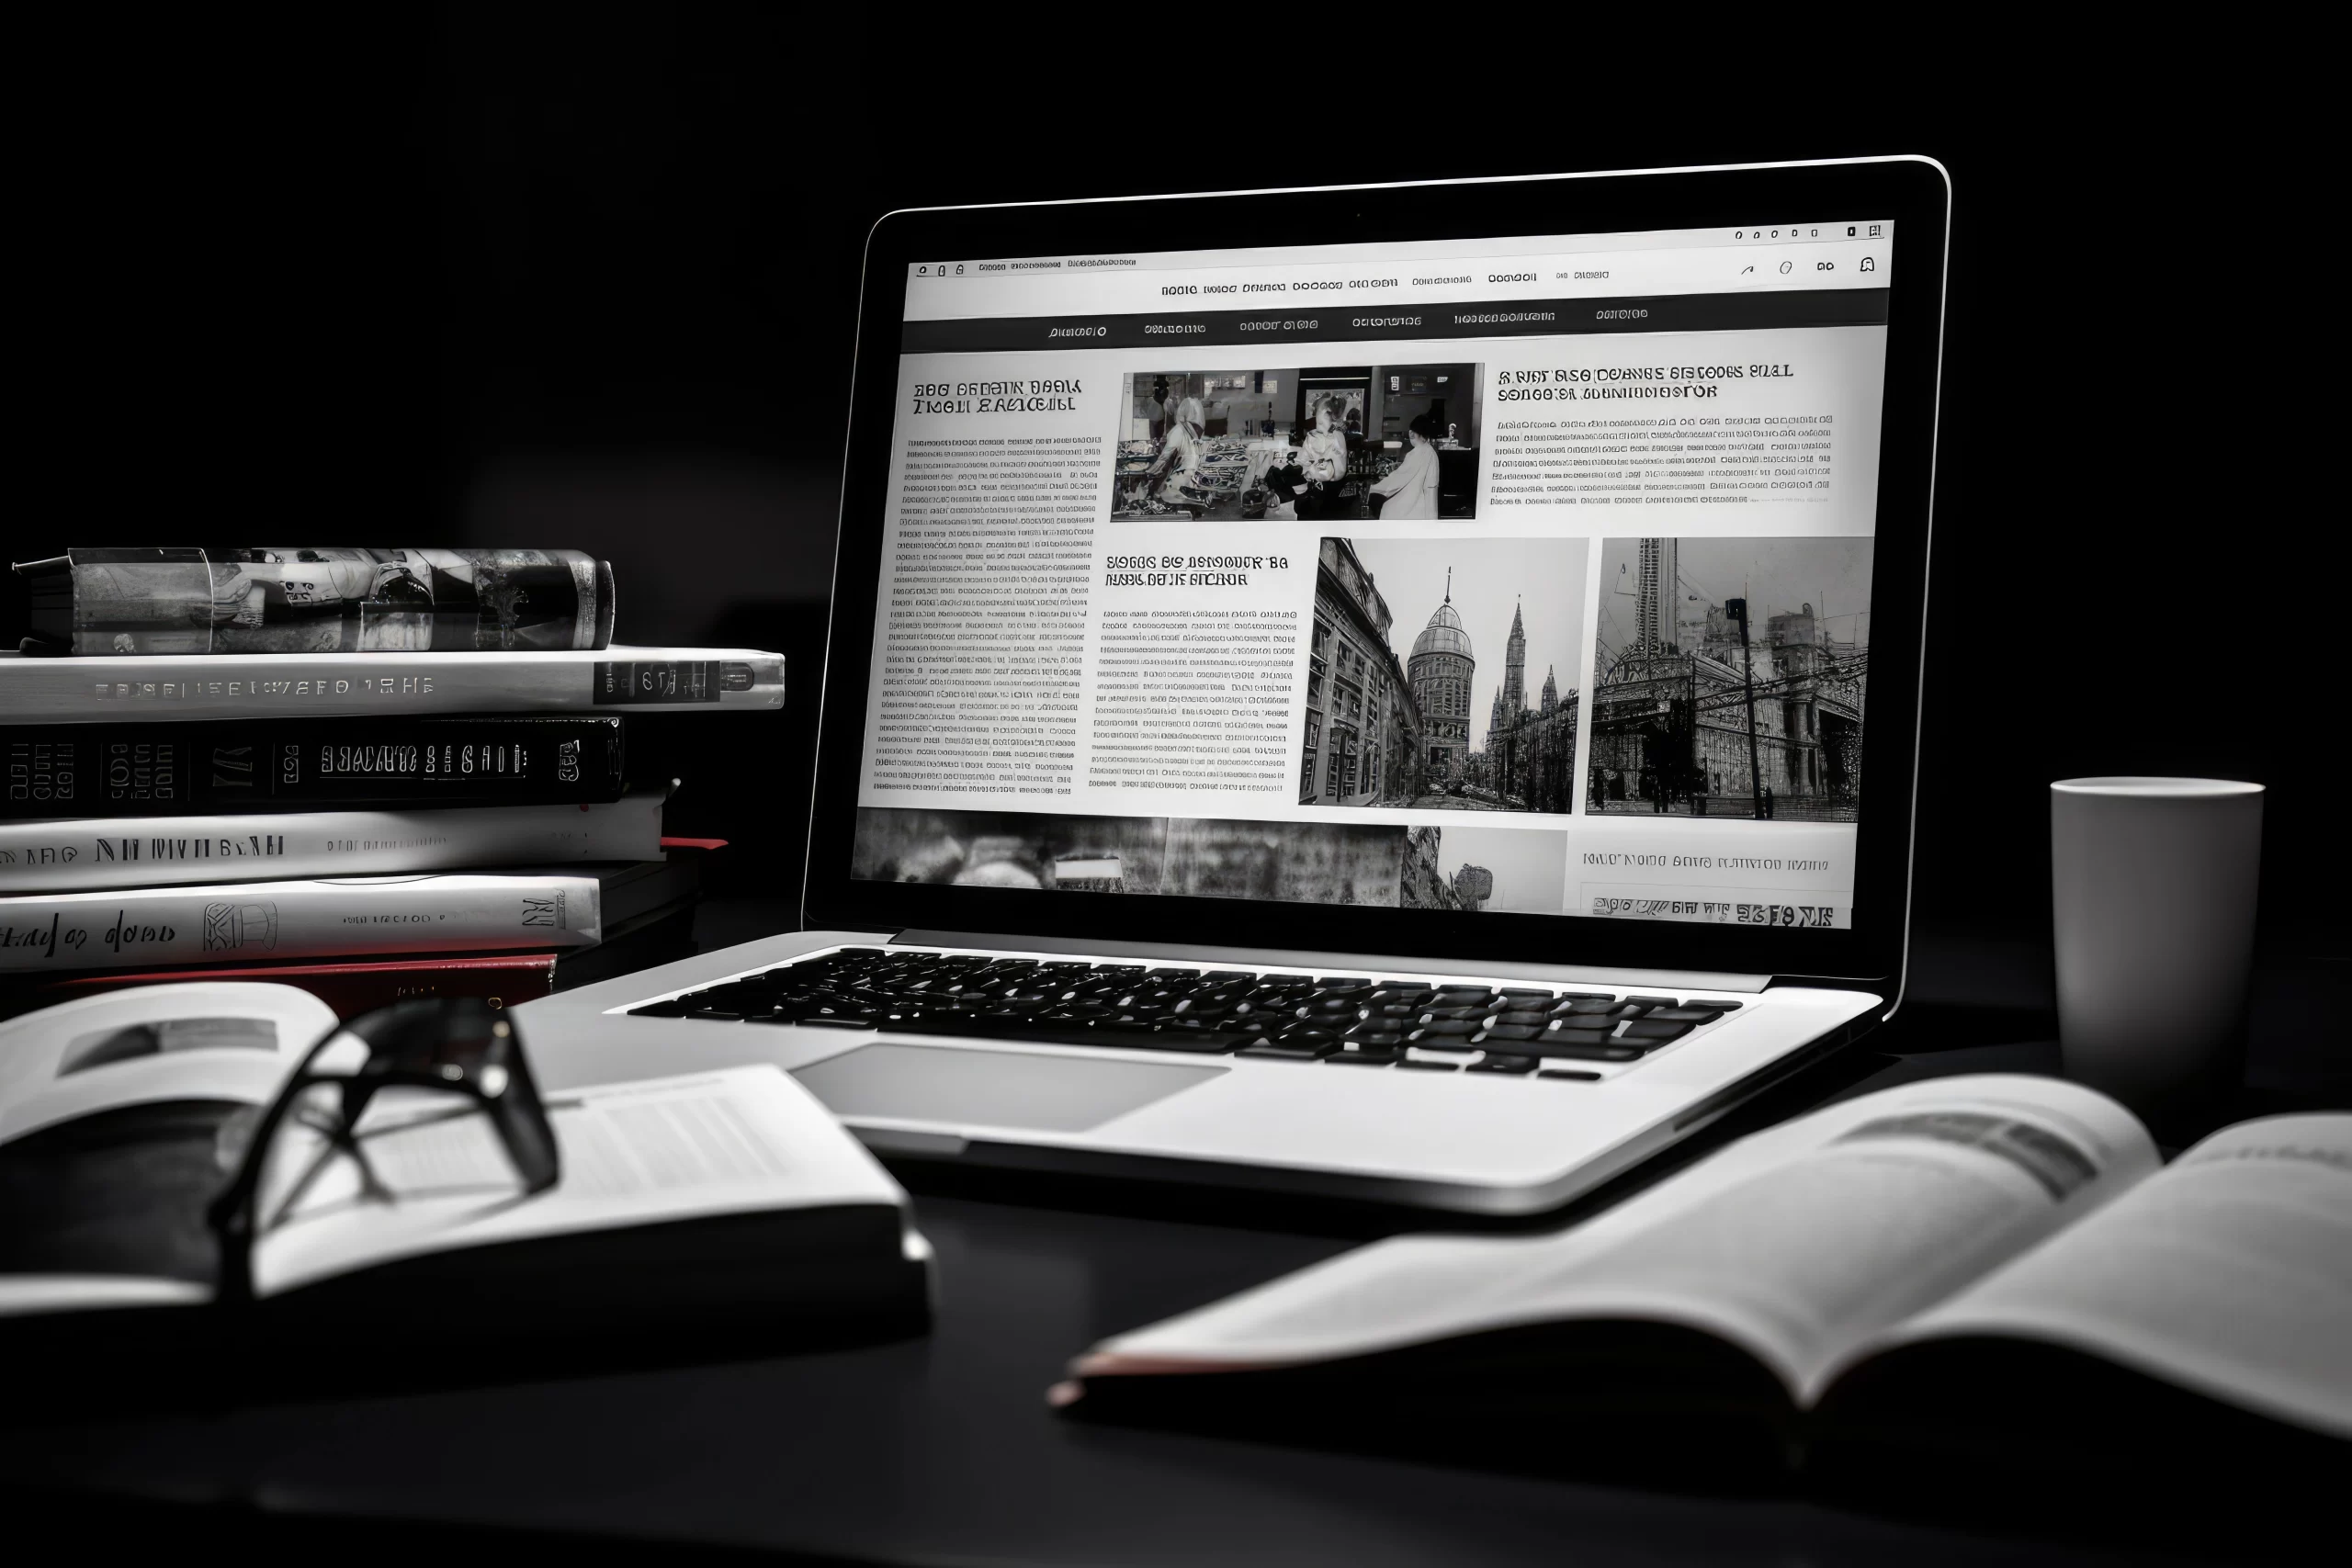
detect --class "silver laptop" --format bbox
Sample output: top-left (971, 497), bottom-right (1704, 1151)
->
top-left (526, 157), bottom-right (1951, 1214)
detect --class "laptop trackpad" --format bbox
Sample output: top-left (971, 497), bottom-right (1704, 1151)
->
top-left (791, 1043), bottom-right (1222, 1134)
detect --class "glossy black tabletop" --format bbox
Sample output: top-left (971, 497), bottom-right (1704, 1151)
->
top-left (4, 906), bottom-right (2339, 1565)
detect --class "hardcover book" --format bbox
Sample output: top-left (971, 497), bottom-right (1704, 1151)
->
top-left (0, 859), bottom-right (698, 975)
top-left (0, 645), bottom-right (785, 721)
top-left (14, 548), bottom-right (615, 654)
top-left (2, 716), bottom-right (628, 817)
top-left (0, 791), bottom-right (665, 893)
top-left (0, 844), bottom-right (716, 1021)
top-left (0, 953), bottom-right (562, 1022)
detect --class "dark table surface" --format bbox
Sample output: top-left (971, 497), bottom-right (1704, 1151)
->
top-left (6, 905), bottom-right (2343, 1564)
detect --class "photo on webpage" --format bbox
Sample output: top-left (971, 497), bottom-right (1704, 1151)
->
top-left (1304, 536), bottom-right (1588, 816)
top-left (1408, 823), bottom-right (1569, 914)
top-left (853, 807), bottom-right (1413, 908)
top-left (1587, 535), bottom-right (1872, 822)
top-left (1113, 366), bottom-right (1483, 522)
top-left (850, 807), bottom-right (1576, 918)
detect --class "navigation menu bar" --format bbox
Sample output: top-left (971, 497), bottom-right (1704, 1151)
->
top-left (901, 288), bottom-right (1890, 355)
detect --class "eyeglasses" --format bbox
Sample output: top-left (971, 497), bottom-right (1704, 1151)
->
top-left (207, 997), bottom-right (559, 1303)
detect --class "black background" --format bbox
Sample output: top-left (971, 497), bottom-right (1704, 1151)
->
top-left (13, 16), bottom-right (2318, 975)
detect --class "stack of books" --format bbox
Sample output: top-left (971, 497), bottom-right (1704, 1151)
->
top-left (0, 547), bottom-right (785, 1020)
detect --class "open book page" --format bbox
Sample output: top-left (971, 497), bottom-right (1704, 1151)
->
top-left (251, 1065), bottom-right (906, 1298)
top-left (1842, 1113), bottom-right (2352, 1437)
top-left (0, 982), bottom-right (335, 1146)
top-left (1079, 1076), bottom-right (2157, 1401)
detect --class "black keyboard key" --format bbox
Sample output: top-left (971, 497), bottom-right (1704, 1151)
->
top-left (1147, 966), bottom-right (1200, 978)
top-left (1433, 986), bottom-right (1498, 1005)
top-left (1682, 998), bottom-right (1743, 1011)
top-left (628, 999), bottom-right (695, 1018)
top-left (1645, 1009), bottom-right (1722, 1024)
top-left (1532, 1042), bottom-right (1641, 1063)
top-left (684, 1006), bottom-right (745, 1021)
top-left (1137, 1032), bottom-right (1251, 1055)
top-left (1201, 970), bottom-right (1254, 983)
top-left (1099, 1023), bottom-right (1245, 1053)
top-left (1623, 995), bottom-right (1679, 1010)
top-left (1315, 976), bottom-right (1371, 988)
top-left (1408, 1020), bottom-right (1483, 1038)
top-left (1397, 1058), bottom-right (1461, 1072)
top-left (1468, 1055), bottom-right (1538, 1075)
top-left (1498, 988), bottom-right (1556, 1003)
top-left (1539, 1068), bottom-right (1603, 1081)
top-left (1487, 1035), bottom-right (1652, 1061)
top-left (1326, 1047), bottom-right (1400, 1066)
top-left (1470, 1024), bottom-right (1544, 1043)
top-left (1545, 1016), bottom-right (1616, 1034)
top-left (1238, 1039), bottom-right (1337, 1060)
top-left (1362, 1004), bottom-right (1419, 1021)
top-left (1496, 1010), bottom-right (1553, 1028)
top-left (1091, 964), bottom-right (1146, 976)
top-left (1416, 1008), bottom-right (1493, 1025)
top-left (1618, 1019), bottom-right (1695, 1043)
top-left (1261, 974), bottom-right (1311, 985)
top-left (800, 1015), bottom-right (877, 1030)
top-left (833, 947), bottom-right (886, 957)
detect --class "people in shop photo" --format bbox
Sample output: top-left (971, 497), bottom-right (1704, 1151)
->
top-left (1112, 367), bottom-right (1483, 521)
top-left (1301, 536), bottom-right (1587, 815)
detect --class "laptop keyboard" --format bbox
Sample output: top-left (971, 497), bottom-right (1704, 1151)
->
top-left (626, 948), bottom-right (1746, 1080)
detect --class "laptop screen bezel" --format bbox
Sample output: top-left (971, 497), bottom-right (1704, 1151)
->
top-left (802, 158), bottom-right (1949, 987)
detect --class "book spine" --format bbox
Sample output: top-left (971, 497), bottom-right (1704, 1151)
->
top-left (29, 547), bottom-right (612, 654)
top-left (0, 793), bottom-right (663, 894)
top-left (1, 716), bottom-right (628, 818)
top-left (0, 648), bottom-right (785, 722)
top-left (0, 873), bottom-right (602, 974)
top-left (3, 953), bottom-right (560, 1022)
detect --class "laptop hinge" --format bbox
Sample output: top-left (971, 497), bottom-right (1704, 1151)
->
top-left (890, 930), bottom-right (1773, 995)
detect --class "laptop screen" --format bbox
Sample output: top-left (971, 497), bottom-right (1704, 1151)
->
top-left (852, 219), bottom-right (1893, 934)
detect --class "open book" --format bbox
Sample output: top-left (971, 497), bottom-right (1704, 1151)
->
top-left (1057, 1075), bottom-right (2348, 1482)
top-left (0, 984), bottom-right (929, 1387)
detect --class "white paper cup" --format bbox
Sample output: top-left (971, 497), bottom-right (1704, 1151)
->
top-left (2051, 778), bottom-right (2263, 1127)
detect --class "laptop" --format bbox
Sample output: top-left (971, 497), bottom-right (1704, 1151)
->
top-left (526, 156), bottom-right (1951, 1214)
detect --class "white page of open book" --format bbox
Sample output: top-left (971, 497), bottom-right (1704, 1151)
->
top-left (0, 982), bottom-right (335, 1146)
top-left (251, 1064), bottom-right (904, 1299)
top-left (1080, 1075), bottom-right (2157, 1402)
top-left (1843, 1112), bottom-right (2352, 1438)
